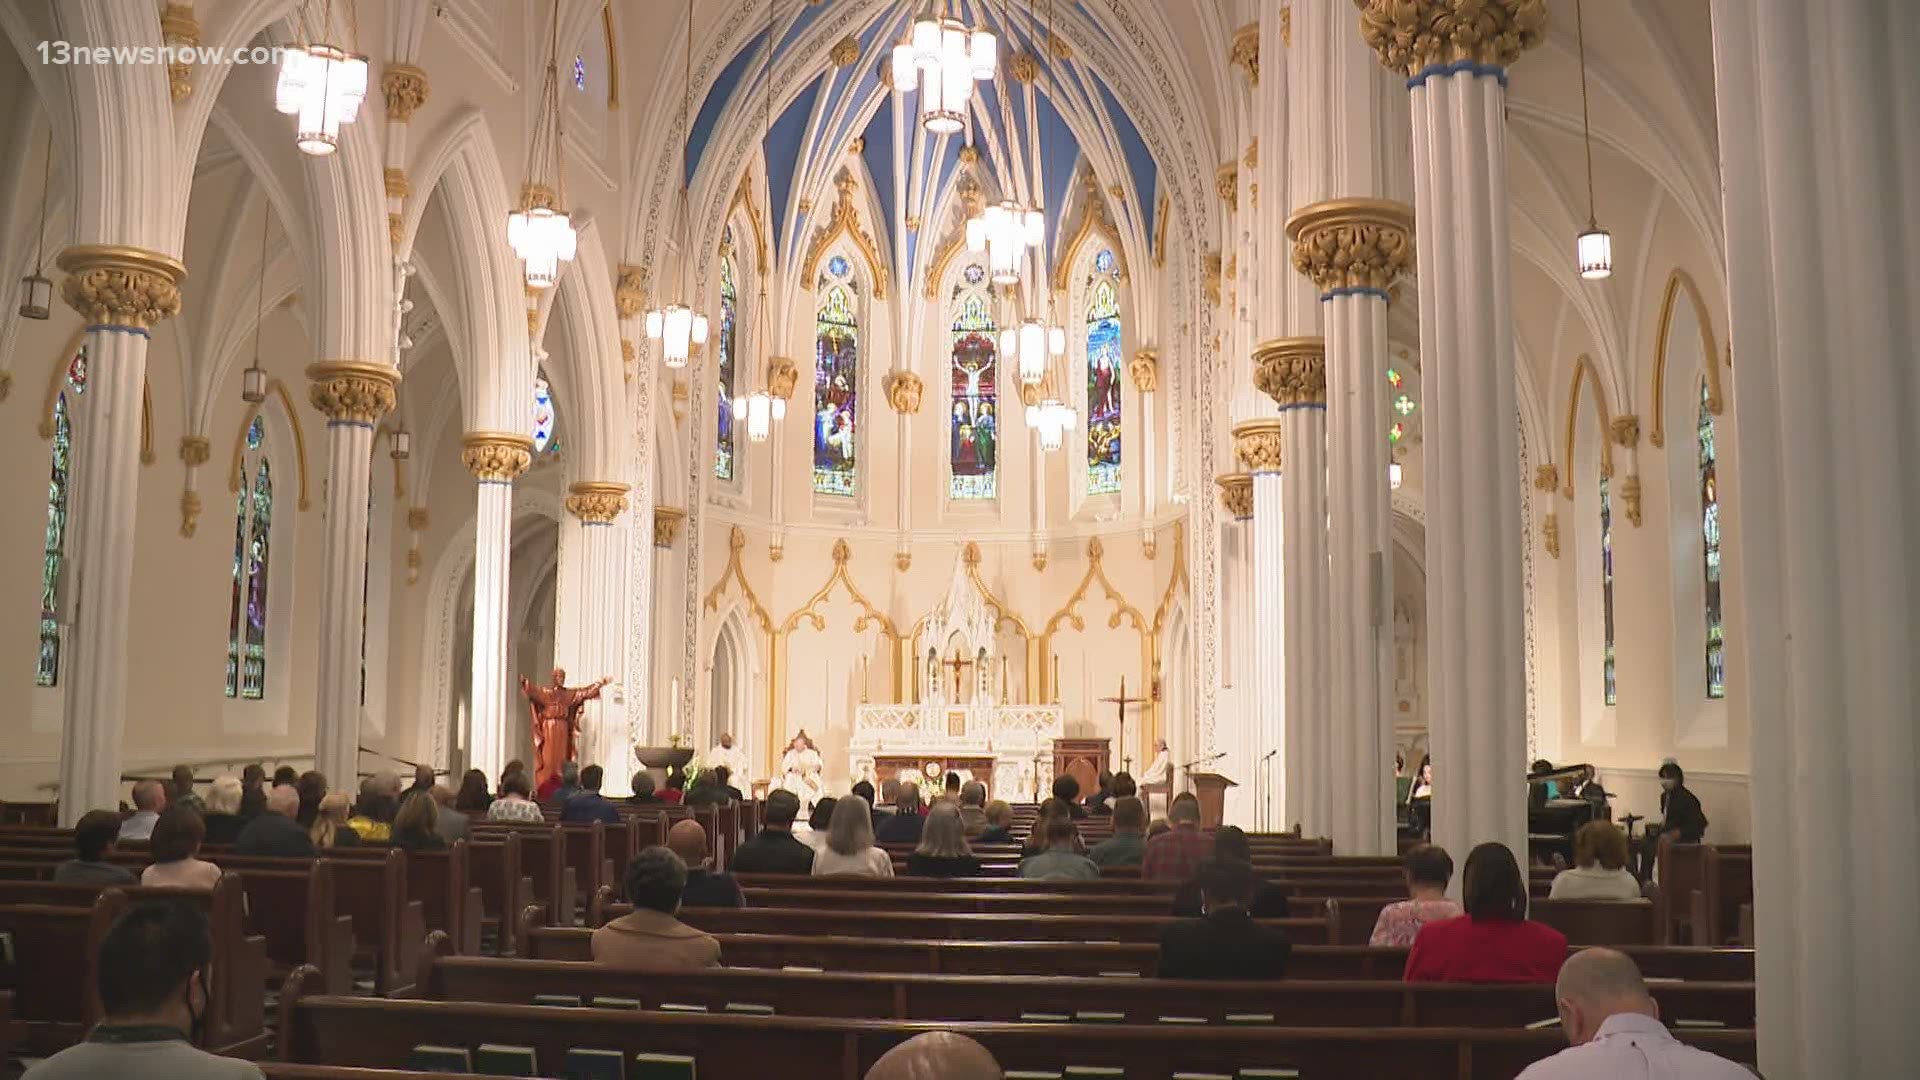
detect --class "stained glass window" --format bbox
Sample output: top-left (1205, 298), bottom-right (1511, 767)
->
top-left (1600, 472), bottom-right (1616, 706)
top-left (813, 272), bottom-right (860, 497)
top-left (715, 244), bottom-right (738, 481)
top-left (38, 393), bottom-right (75, 687)
top-left (531, 376), bottom-right (556, 454)
top-left (1085, 267), bottom-right (1123, 495)
top-left (949, 282), bottom-right (998, 500)
top-left (226, 416), bottom-right (272, 700)
top-left (1386, 367), bottom-right (1417, 442)
top-left (573, 55), bottom-right (586, 91)
top-left (1699, 381), bottom-right (1724, 699)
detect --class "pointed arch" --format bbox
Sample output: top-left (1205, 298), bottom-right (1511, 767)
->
top-left (39, 331), bottom-right (156, 464)
top-left (948, 264), bottom-right (999, 500)
top-left (226, 378), bottom-right (312, 510)
top-left (811, 255), bottom-right (862, 498)
top-left (1649, 268), bottom-right (1725, 448)
top-left (1560, 354), bottom-right (1616, 498)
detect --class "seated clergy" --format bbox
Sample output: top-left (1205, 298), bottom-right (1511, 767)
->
top-left (731, 789), bottom-right (816, 874)
top-left (1517, 948), bottom-right (1755, 1079)
top-left (1405, 842), bottom-right (1567, 984)
top-left (668, 819), bottom-right (745, 907)
top-left (1157, 859), bottom-right (1292, 980)
top-left (591, 847), bottom-right (723, 972)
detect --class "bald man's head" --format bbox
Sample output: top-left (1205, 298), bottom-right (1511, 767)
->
top-left (864, 1032), bottom-right (1001, 1080)
top-left (667, 819), bottom-right (710, 869)
top-left (1554, 947), bottom-right (1657, 1045)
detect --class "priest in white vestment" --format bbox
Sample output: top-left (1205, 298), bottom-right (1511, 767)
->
top-left (706, 732), bottom-right (749, 784)
top-left (1139, 739), bottom-right (1172, 816)
top-left (780, 731), bottom-right (825, 813)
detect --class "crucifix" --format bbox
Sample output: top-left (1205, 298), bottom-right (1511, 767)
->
top-left (942, 650), bottom-right (975, 700)
top-left (1099, 676), bottom-right (1149, 771)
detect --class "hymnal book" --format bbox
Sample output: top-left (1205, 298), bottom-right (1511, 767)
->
top-left (1525, 1017), bottom-right (1563, 1030)
top-left (1075, 1011), bottom-right (1125, 1023)
top-left (1237, 1070), bottom-right (1301, 1079)
top-left (535, 993), bottom-right (584, 1007)
top-left (1020, 1011), bottom-right (1072, 1022)
top-left (1225, 1013), bottom-right (1275, 1025)
top-left (633, 1052), bottom-right (698, 1080)
top-left (1172, 1073), bottom-right (1232, 1080)
top-left (474, 1043), bottom-right (540, 1076)
top-left (656, 1002), bottom-right (709, 1014)
top-left (409, 1045), bottom-right (473, 1073)
top-left (1157, 1016), bottom-right (1209, 1025)
top-left (590, 996), bottom-right (642, 1010)
top-left (563, 1047), bottom-right (627, 1080)
top-left (723, 1002), bottom-right (776, 1016)
top-left (1063, 1068), bottom-right (1125, 1079)
top-left (1003, 1072), bottom-right (1063, 1080)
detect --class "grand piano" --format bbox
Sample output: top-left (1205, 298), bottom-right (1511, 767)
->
top-left (1527, 762), bottom-right (1612, 864)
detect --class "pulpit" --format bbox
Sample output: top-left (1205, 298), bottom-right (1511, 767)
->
top-left (1188, 771), bottom-right (1237, 829)
top-left (1052, 738), bottom-right (1110, 805)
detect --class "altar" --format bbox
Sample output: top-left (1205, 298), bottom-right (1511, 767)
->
top-left (849, 546), bottom-right (1063, 799)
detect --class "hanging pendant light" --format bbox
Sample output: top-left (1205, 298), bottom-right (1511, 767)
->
top-left (241, 206), bottom-right (272, 404)
top-left (508, 0), bottom-right (577, 290)
top-left (390, 425), bottom-right (412, 460)
top-left (890, 0), bottom-right (996, 135)
top-left (274, 1), bottom-right (367, 156)
top-left (734, 0), bottom-right (786, 443)
top-left (646, 0), bottom-right (711, 367)
top-left (16, 128), bottom-right (53, 320)
top-left (1000, 318), bottom-right (1066, 385)
top-left (1572, 0), bottom-right (1611, 280)
top-left (999, 0), bottom-right (1069, 384)
top-left (967, 200), bottom-right (1044, 285)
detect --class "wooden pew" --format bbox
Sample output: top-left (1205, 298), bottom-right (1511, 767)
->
top-left (1689, 847), bottom-right (1754, 947)
top-left (0, 892), bottom-right (123, 1053)
top-left (228, 863), bottom-right (358, 995)
top-left (470, 824), bottom-right (574, 929)
top-left (0, 875), bottom-right (269, 1057)
top-left (216, 849), bottom-right (422, 994)
top-left (664, 904), bottom-right (1341, 945)
top-left (413, 942), bottom-right (1757, 1028)
top-left (516, 913), bottom-right (1755, 981)
top-left (462, 831), bottom-right (527, 955)
top-left (279, 971), bottom-right (1757, 1080)
top-left (1529, 898), bottom-right (1657, 945)
top-left (389, 843), bottom-right (485, 956)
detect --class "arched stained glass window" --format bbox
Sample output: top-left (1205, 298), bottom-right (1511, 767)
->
top-left (1699, 381), bottom-right (1724, 699)
top-left (226, 416), bottom-right (273, 700)
top-left (531, 376), bottom-right (556, 454)
top-left (812, 267), bottom-right (860, 497)
top-left (949, 272), bottom-right (998, 500)
top-left (39, 393), bottom-right (76, 687)
top-left (1085, 258), bottom-right (1123, 495)
top-left (716, 241), bottom-right (738, 480)
top-left (1600, 471), bottom-right (1616, 706)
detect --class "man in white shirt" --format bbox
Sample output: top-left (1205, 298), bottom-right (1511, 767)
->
top-left (706, 732), bottom-right (749, 785)
top-left (117, 779), bottom-right (168, 841)
top-left (1517, 948), bottom-right (1755, 1079)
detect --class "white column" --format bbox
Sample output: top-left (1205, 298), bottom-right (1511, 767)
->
top-left (1710, 1), bottom-right (1918, 1073)
top-left (461, 434), bottom-right (532, 782)
top-left (1356, 4), bottom-right (1540, 867)
top-left (307, 362), bottom-right (398, 786)
top-left (53, 247), bottom-right (183, 825)
top-left (1255, 339), bottom-right (1331, 838)
top-left (649, 507), bottom-right (686, 747)
top-left (563, 482), bottom-right (631, 792)
top-left (1232, 421), bottom-right (1284, 831)
top-left (1213, 472), bottom-right (1255, 817)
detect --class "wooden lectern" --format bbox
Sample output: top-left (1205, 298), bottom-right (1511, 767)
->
top-left (1051, 738), bottom-right (1110, 804)
top-left (1188, 771), bottom-right (1237, 829)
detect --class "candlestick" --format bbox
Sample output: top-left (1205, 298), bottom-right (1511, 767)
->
top-left (1051, 654), bottom-right (1060, 704)
top-left (669, 677), bottom-right (681, 741)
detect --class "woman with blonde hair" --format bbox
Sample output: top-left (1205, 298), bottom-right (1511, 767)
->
top-left (201, 774), bottom-right (247, 845)
top-left (1548, 821), bottom-right (1642, 900)
top-left (310, 791), bottom-right (361, 849)
top-left (811, 795), bottom-right (894, 878)
top-left (907, 802), bottom-right (980, 878)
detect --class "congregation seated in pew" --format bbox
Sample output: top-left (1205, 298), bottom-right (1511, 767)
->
top-left (1517, 948), bottom-right (1755, 1079)
top-left (1141, 791), bottom-right (1211, 880)
top-left (1169, 825), bottom-right (1291, 917)
top-left (731, 789), bottom-right (817, 875)
top-left (200, 774), bottom-right (247, 846)
top-left (21, 900), bottom-right (264, 1080)
top-left (1019, 811), bottom-right (1100, 881)
top-left (814, 796), bottom-right (895, 878)
top-left (669, 819), bottom-right (745, 907)
top-left (1370, 843), bottom-right (1464, 947)
top-left (390, 790), bottom-right (447, 852)
top-left (956, 780), bottom-right (990, 836)
top-left (347, 772), bottom-right (403, 842)
top-left (235, 784), bottom-right (315, 857)
top-left (118, 779), bottom-right (166, 841)
top-left (1086, 795), bottom-right (1148, 868)
top-left (1550, 821), bottom-right (1644, 901)
top-left (1157, 858), bottom-right (1293, 980)
top-left (487, 770), bottom-right (545, 823)
top-left (865, 1032), bottom-right (1001, 1080)
top-left (874, 782), bottom-right (927, 846)
top-left (975, 799), bottom-right (1015, 844)
top-left (309, 791), bottom-right (360, 849)
top-left (591, 845), bottom-right (722, 972)
top-left (1406, 842), bottom-right (1567, 984)
top-left (559, 764), bottom-right (622, 824)
top-left (905, 802), bottom-right (981, 878)
top-left (54, 809), bottom-right (138, 885)
top-left (141, 805), bottom-right (222, 890)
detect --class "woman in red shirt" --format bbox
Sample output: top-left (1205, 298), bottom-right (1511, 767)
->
top-left (1404, 841), bottom-right (1566, 983)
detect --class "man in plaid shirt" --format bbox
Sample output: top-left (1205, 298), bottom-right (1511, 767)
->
top-left (1142, 792), bottom-right (1212, 881)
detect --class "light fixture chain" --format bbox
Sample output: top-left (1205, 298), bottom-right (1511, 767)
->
top-left (1575, 0), bottom-right (1597, 226)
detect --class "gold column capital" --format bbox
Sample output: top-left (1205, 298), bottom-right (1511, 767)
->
top-left (1232, 419), bottom-right (1285, 474)
top-left (179, 434), bottom-right (212, 467)
top-left (461, 431), bottom-right (533, 482)
top-left (884, 371), bottom-right (924, 414)
top-left (1215, 472), bottom-right (1255, 520)
top-left (653, 506), bottom-right (687, 548)
top-left (1354, 0), bottom-right (1547, 78)
top-left (1129, 349), bottom-right (1159, 394)
top-left (1610, 414), bottom-right (1641, 448)
top-left (58, 245), bottom-right (186, 328)
top-left (1252, 336), bottom-right (1327, 408)
top-left (305, 360), bottom-right (399, 425)
top-left (382, 61), bottom-right (430, 121)
top-left (1286, 198), bottom-right (1415, 295)
top-left (1229, 22), bottom-right (1260, 85)
top-left (566, 481), bottom-right (631, 523)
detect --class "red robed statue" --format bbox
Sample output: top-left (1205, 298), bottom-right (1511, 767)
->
top-left (519, 667), bottom-right (612, 792)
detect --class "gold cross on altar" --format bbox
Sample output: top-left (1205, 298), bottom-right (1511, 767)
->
top-left (942, 652), bottom-right (974, 698)
top-left (1100, 676), bottom-right (1149, 770)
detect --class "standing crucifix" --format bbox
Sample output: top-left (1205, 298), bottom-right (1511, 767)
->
top-left (1099, 676), bottom-right (1149, 772)
top-left (942, 650), bottom-right (975, 700)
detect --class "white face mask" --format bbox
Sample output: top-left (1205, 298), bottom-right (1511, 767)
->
top-left (1660, 778), bottom-right (1678, 792)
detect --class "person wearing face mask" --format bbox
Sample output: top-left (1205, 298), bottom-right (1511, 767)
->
top-left (23, 900), bottom-right (265, 1078)
top-left (1639, 761), bottom-right (1709, 881)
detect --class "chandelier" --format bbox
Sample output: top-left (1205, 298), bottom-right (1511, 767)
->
top-left (1028, 390), bottom-right (1077, 452)
top-left (274, 2), bottom-right (367, 156)
top-left (1572, 0), bottom-right (1611, 280)
top-left (1000, 317), bottom-right (1065, 386)
top-left (646, 0), bottom-right (711, 366)
top-left (890, 1), bottom-right (996, 135)
top-left (997, 0), bottom-right (1067, 382)
top-left (507, 2), bottom-right (577, 290)
top-left (966, 200), bottom-right (1044, 285)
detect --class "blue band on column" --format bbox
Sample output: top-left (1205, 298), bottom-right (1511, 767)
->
top-left (326, 420), bottom-right (377, 431)
top-left (1407, 60), bottom-right (1508, 89)
top-left (582, 520), bottom-right (614, 528)
top-left (478, 479), bottom-right (514, 487)
top-left (85, 323), bottom-right (151, 338)
top-left (1274, 402), bottom-right (1328, 415)
top-left (1320, 286), bottom-right (1393, 303)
